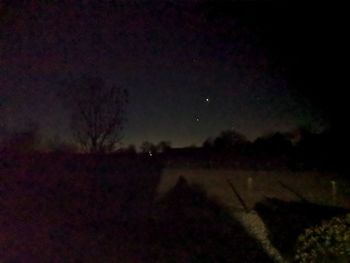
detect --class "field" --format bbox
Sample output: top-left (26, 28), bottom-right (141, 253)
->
top-left (0, 154), bottom-right (349, 262)
top-left (159, 169), bottom-right (350, 210)
top-left (159, 168), bottom-right (350, 261)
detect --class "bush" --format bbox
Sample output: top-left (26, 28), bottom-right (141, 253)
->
top-left (295, 214), bottom-right (350, 263)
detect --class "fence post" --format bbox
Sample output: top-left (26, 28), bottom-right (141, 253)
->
top-left (247, 176), bottom-right (253, 193)
top-left (331, 180), bottom-right (337, 204)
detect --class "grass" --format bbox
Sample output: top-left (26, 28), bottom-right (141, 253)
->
top-left (1, 153), bottom-right (349, 262)
top-left (0, 154), bottom-right (275, 262)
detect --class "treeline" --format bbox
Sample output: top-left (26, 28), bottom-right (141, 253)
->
top-left (159, 128), bottom-right (345, 172)
top-left (0, 124), bottom-right (77, 155)
top-left (0, 124), bottom-right (345, 172)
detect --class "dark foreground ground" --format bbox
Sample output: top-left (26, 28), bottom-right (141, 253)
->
top-left (1, 153), bottom-right (349, 262)
top-left (0, 154), bottom-right (272, 263)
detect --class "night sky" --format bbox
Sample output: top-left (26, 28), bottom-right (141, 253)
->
top-left (0, 1), bottom-right (340, 148)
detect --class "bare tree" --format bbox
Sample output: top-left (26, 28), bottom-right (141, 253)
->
top-left (62, 76), bottom-right (128, 154)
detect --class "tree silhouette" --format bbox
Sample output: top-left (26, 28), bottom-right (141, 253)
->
top-left (157, 141), bottom-right (172, 153)
top-left (213, 130), bottom-right (248, 150)
top-left (140, 141), bottom-right (157, 154)
top-left (126, 144), bottom-right (137, 154)
top-left (61, 76), bottom-right (128, 154)
top-left (253, 132), bottom-right (293, 155)
top-left (202, 137), bottom-right (214, 149)
top-left (45, 134), bottom-right (77, 153)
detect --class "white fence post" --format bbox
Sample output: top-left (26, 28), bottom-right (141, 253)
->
top-left (247, 176), bottom-right (253, 193)
top-left (331, 180), bottom-right (337, 204)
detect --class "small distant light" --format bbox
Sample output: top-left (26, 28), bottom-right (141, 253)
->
top-left (205, 98), bottom-right (210, 103)
top-left (148, 151), bottom-right (153, 157)
top-left (196, 117), bottom-right (200, 122)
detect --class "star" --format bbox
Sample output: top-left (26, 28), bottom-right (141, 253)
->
top-left (205, 98), bottom-right (210, 103)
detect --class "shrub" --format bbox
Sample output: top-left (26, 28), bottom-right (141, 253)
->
top-left (295, 214), bottom-right (350, 263)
